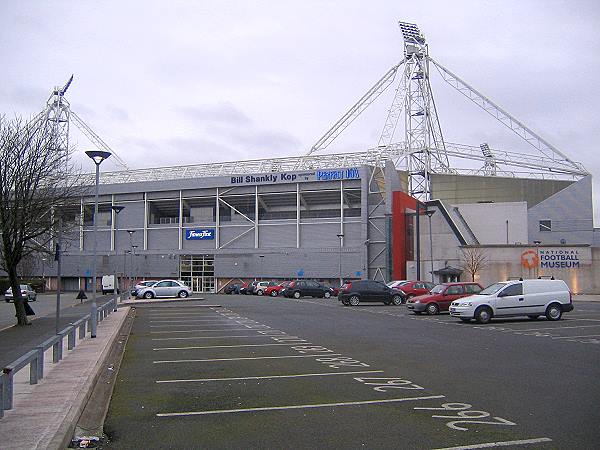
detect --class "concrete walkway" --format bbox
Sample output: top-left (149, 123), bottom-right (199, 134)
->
top-left (0, 306), bottom-right (130, 450)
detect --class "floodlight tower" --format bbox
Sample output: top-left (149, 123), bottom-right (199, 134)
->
top-left (397, 22), bottom-right (450, 200)
top-left (45, 75), bottom-right (73, 171)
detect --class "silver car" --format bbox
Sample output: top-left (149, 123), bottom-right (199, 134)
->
top-left (5, 284), bottom-right (37, 302)
top-left (136, 279), bottom-right (192, 299)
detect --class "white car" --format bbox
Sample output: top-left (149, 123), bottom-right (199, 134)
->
top-left (5, 284), bottom-right (37, 302)
top-left (450, 279), bottom-right (573, 324)
top-left (130, 280), bottom-right (158, 297)
top-left (254, 281), bottom-right (278, 295)
top-left (136, 280), bottom-right (192, 299)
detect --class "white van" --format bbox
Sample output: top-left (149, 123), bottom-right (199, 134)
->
top-left (449, 279), bottom-right (573, 324)
top-left (101, 275), bottom-right (117, 295)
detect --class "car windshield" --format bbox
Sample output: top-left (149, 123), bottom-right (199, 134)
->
top-left (479, 282), bottom-right (508, 295)
top-left (430, 284), bottom-right (446, 294)
top-left (20, 285), bottom-right (28, 290)
top-left (387, 281), bottom-right (408, 287)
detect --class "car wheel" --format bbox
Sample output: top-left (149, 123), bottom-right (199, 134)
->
top-left (349, 295), bottom-right (360, 306)
top-left (460, 318), bottom-right (471, 323)
top-left (178, 290), bottom-right (189, 298)
top-left (392, 295), bottom-right (403, 306)
top-left (270, 290), bottom-right (278, 297)
top-left (545, 303), bottom-right (562, 321)
top-left (426, 303), bottom-right (440, 315)
top-left (293, 291), bottom-right (301, 299)
top-left (527, 315), bottom-right (539, 320)
top-left (257, 290), bottom-right (264, 296)
top-left (324, 291), bottom-right (331, 299)
top-left (144, 291), bottom-right (154, 299)
top-left (475, 306), bottom-right (492, 324)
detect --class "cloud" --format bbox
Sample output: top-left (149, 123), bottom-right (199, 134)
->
top-left (176, 103), bottom-right (252, 126)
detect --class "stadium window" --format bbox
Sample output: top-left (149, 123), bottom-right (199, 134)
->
top-left (539, 220), bottom-right (552, 232)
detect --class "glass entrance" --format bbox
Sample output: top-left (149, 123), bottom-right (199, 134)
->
top-left (180, 254), bottom-right (215, 293)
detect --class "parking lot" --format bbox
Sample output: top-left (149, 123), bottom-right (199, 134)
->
top-left (103, 295), bottom-right (600, 449)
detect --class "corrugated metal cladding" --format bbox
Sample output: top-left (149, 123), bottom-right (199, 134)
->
top-left (51, 166), bottom-right (373, 291)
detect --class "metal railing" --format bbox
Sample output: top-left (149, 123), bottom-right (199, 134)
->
top-left (0, 298), bottom-right (117, 418)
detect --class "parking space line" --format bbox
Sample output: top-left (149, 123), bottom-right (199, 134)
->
top-left (552, 334), bottom-right (600, 339)
top-left (152, 335), bottom-right (273, 341)
top-left (156, 370), bottom-right (384, 384)
top-left (432, 437), bottom-right (552, 449)
top-left (150, 323), bottom-right (244, 328)
top-left (153, 354), bottom-right (342, 364)
top-left (509, 324), bottom-right (600, 332)
top-left (156, 395), bottom-right (446, 417)
top-left (150, 329), bottom-right (255, 334)
top-left (150, 320), bottom-right (235, 324)
top-left (147, 305), bottom-right (221, 309)
top-left (153, 343), bottom-right (310, 350)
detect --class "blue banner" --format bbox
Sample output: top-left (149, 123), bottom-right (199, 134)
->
top-left (185, 229), bottom-right (215, 240)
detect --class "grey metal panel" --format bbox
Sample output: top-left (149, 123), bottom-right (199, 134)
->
top-left (300, 223), bottom-right (341, 248)
top-left (259, 224), bottom-right (296, 248)
top-left (343, 222), bottom-right (363, 247)
top-left (182, 188), bottom-right (217, 197)
top-left (147, 190), bottom-right (180, 200)
top-left (258, 184), bottom-right (297, 194)
top-left (215, 249), bottom-right (363, 279)
top-left (83, 230), bottom-right (111, 252)
top-left (528, 176), bottom-right (594, 245)
top-left (147, 229), bottom-right (179, 250)
top-left (114, 192), bottom-right (144, 201)
top-left (219, 226), bottom-right (255, 248)
top-left (115, 201), bottom-right (146, 229)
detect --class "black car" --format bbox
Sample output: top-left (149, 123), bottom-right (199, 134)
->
top-left (283, 280), bottom-right (332, 299)
top-left (338, 280), bottom-right (405, 306)
top-left (224, 284), bottom-right (240, 294)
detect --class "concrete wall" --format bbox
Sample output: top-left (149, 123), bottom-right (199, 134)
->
top-left (453, 202), bottom-right (528, 244)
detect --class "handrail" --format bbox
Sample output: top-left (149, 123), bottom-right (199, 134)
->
top-left (1, 297), bottom-right (117, 416)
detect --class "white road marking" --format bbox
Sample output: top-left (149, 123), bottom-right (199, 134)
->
top-left (156, 370), bottom-right (384, 383)
top-left (432, 437), bottom-right (552, 449)
top-left (552, 334), bottom-right (600, 339)
top-left (156, 395), bottom-right (446, 417)
top-left (153, 354), bottom-right (342, 364)
top-left (153, 343), bottom-right (309, 350)
top-left (509, 324), bottom-right (600, 332)
top-left (150, 324), bottom-right (243, 328)
top-left (150, 320), bottom-right (234, 323)
top-left (150, 328), bottom-right (254, 334)
top-left (152, 335), bottom-right (272, 341)
top-left (147, 305), bottom-right (221, 309)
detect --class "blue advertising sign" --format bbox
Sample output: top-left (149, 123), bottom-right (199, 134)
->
top-left (185, 229), bottom-right (215, 240)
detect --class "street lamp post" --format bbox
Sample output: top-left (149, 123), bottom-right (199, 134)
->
top-left (131, 244), bottom-right (139, 287)
top-left (425, 210), bottom-right (435, 283)
top-left (111, 205), bottom-right (125, 311)
top-left (533, 240), bottom-right (542, 278)
top-left (126, 230), bottom-right (136, 291)
top-left (86, 149), bottom-right (111, 338)
top-left (258, 255), bottom-right (265, 280)
top-left (336, 233), bottom-right (344, 287)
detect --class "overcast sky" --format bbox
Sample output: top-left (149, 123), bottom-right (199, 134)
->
top-left (1, 1), bottom-right (599, 220)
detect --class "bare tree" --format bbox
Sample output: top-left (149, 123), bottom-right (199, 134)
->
top-left (0, 115), bottom-right (84, 325)
top-left (460, 247), bottom-right (488, 282)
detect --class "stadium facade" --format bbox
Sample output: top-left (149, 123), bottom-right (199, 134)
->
top-left (27, 163), bottom-right (600, 294)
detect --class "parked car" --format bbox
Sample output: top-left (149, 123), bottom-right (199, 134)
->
top-left (283, 280), bottom-right (332, 299)
top-left (406, 282), bottom-right (483, 315)
top-left (5, 284), bottom-right (37, 302)
top-left (135, 279), bottom-right (192, 299)
top-left (238, 282), bottom-right (251, 295)
top-left (338, 280), bottom-right (405, 306)
top-left (397, 280), bottom-right (435, 300)
top-left (450, 279), bottom-right (573, 324)
top-left (224, 284), bottom-right (241, 294)
top-left (254, 281), bottom-right (278, 295)
top-left (322, 284), bottom-right (340, 297)
top-left (130, 280), bottom-right (158, 297)
top-left (244, 281), bottom-right (259, 295)
top-left (387, 280), bottom-right (409, 289)
top-left (265, 281), bottom-right (291, 297)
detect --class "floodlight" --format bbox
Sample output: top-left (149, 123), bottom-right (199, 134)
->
top-left (398, 22), bottom-right (426, 45)
top-left (480, 143), bottom-right (494, 159)
top-left (111, 205), bottom-right (125, 214)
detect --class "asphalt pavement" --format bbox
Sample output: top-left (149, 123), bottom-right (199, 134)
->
top-left (102, 294), bottom-right (600, 449)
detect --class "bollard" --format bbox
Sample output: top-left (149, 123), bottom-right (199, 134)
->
top-left (36, 346), bottom-right (44, 380)
top-left (53, 340), bottom-right (62, 363)
top-left (68, 328), bottom-right (75, 350)
top-left (30, 358), bottom-right (38, 385)
top-left (3, 369), bottom-right (13, 410)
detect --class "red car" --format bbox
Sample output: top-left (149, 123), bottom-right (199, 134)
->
top-left (406, 282), bottom-right (483, 315)
top-left (265, 281), bottom-right (291, 297)
top-left (393, 280), bottom-right (435, 301)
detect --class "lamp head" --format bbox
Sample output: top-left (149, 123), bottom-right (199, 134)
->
top-left (425, 210), bottom-right (435, 217)
top-left (111, 205), bottom-right (125, 214)
top-left (336, 234), bottom-right (344, 238)
top-left (85, 150), bottom-right (112, 165)
top-left (126, 229), bottom-right (136, 235)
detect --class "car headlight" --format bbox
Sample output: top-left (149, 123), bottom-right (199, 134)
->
top-left (460, 302), bottom-right (472, 307)
top-left (414, 300), bottom-right (420, 303)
